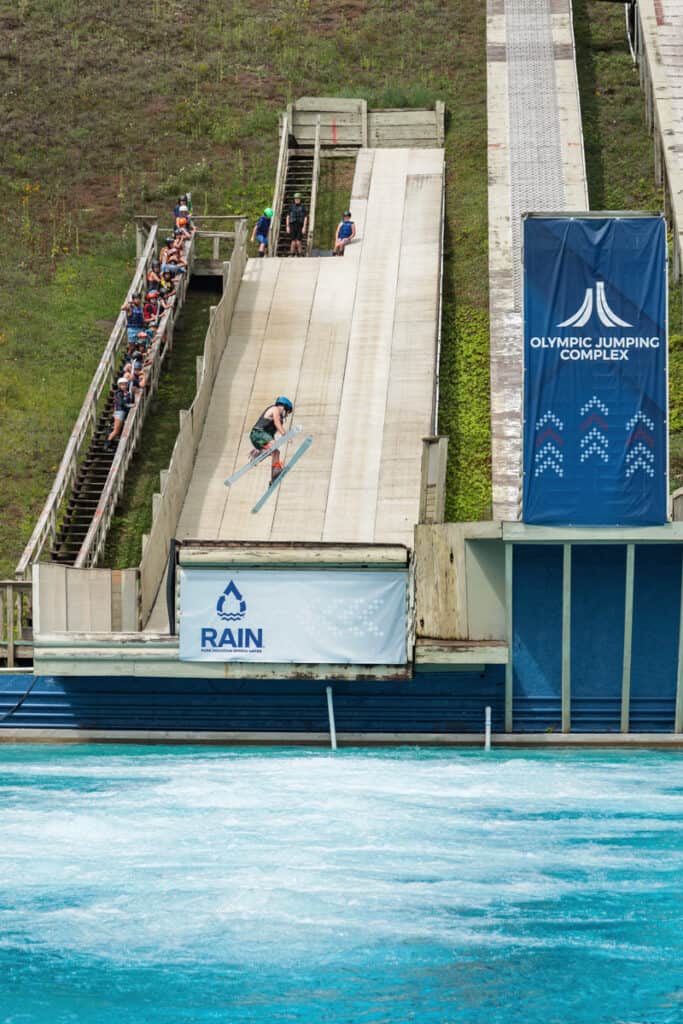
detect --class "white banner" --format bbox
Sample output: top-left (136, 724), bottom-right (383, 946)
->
top-left (179, 568), bottom-right (408, 664)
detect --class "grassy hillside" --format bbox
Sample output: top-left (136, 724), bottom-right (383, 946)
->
top-left (0, 0), bottom-right (490, 575)
top-left (1, 1), bottom-right (679, 575)
top-left (573, 0), bottom-right (683, 487)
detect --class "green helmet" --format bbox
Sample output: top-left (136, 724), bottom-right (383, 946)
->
top-left (264, 207), bottom-right (273, 217)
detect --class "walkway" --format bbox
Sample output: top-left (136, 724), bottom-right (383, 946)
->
top-left (171, 149), bottom-right (443, 547)
top-left (486, 0), bottom-right (589, 521)
top-left (637, 0), bottom-right (683, 281)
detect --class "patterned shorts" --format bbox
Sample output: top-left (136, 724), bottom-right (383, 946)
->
top-left (250, 428), bottom-right (275, 451)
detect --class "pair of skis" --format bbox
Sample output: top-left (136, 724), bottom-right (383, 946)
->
top-left (224, 425), bottom-right (313, 513)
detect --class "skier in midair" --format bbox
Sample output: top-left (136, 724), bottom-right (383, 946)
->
top-left (249, 397), bottom-right (294, 483)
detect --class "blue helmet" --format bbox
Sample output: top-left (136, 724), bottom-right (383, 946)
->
top-left (276, 396), bottom-right (293, 411)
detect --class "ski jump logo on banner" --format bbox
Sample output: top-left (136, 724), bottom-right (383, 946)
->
top-left (523, 216), bottom-right (667, 526)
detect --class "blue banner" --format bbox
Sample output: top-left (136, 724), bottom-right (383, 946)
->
top-left (523, 216), bottom-right (668, 525)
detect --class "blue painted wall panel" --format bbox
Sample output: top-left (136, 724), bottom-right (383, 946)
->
top-left (0, 670), bottom-right (505, 735)
top-left (630, 545), bottom-right (681, 731)
top-left (512, 545), bottom-right (563, 731)
top-left (571, 545), bottom-right (625, 731)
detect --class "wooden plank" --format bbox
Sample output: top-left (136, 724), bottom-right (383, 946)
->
top-left (294, 97), bottom-right (365, 112)
top-left (179, 544), bottom-right (408, 566)
top-left (33, 563), bottom-right (67, 634)
top-left (413, 524), bottom-right (467, 640)
top-left (65, 569), bottom-right (112, 633)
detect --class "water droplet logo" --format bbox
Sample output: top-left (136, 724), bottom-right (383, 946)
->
top-left (216, 581), bottom-right (247, 622)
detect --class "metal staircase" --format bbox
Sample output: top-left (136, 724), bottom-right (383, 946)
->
top-left (270, 114), bottom-right (321, 258)
top-left (274, 151), bottom-right (315, 256)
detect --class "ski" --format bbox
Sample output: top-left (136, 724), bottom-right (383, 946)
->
top-left (251, 436), bottom-right (313, 513)
top-left (224, 425), bottom-right (302, 487)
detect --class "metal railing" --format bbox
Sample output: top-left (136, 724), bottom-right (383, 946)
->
top-left (269, 114), bottom-right (290, 256)
top-left (15, 226), bottom-right (159, 579)
top-left (307, 116), bottom-right (322, 256)
top-left (0, 581), bottom-right (32, 666)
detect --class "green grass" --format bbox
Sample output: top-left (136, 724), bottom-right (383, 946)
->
top-left (573, 0), bottom-right (683, 489)
top-left (314, 160), bottom-right (355, 252)
top-left (6, 0), bottom-right (677, 574)
top-left (0, 243), bottom-right (132, 577)
top-left (0, 0), bottom-right (491, 572)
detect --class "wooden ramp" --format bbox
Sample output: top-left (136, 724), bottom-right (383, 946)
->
top-left (168, 148), bottom-right (443, 548)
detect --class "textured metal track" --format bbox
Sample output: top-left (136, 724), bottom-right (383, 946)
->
top-left (506, 0), bottom-right (565, 308)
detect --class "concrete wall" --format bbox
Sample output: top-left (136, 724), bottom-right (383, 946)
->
top-left (414, 523), bottom-right (506, 641)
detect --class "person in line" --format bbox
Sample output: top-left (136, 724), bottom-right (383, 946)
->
top-left (123, 351), bottom-right (147, 393)
top-left (174, 193), bottom-right (192, 218)
top-left (147, 259), bottom-right (163, 290)
top-left (143, 291), bottom-right (162, 328)
top-left (333, 211), bottom-right (356, 255)
top-left (251, 207), bottom-right (273, 257)
top-left (248, 396), bottom-right (294, 483)
top-left (104, 378), bottom-right (134, 452)
top-left (121, 292), bottom-right (145, 347)
top-left (286, 193), bottom-right (308, 257)
top-left (159, 237), bottom-right (186, 275)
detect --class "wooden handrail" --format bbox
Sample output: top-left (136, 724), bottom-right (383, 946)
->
top-left (73, 237), bottom-right (196, 569)
top-left (15, 226), bottom-right (159, 579)
top-left (269, 114), bottom-right (290, 256)
top-left (138, 218), bottom-right (249, 624)
top-left (0, 580), bottom-right (32, 667)
top-left (307, 116), bottom-right (322, 256)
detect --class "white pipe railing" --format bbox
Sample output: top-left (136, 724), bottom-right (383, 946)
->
top-left (15, 226), bottom-right (159, 578)
top-left (326, 686), bottom-right (338, 750)
top-left (269, 114), bottom-right (290, 256)
top-left (307, 116), bottom-right (322, 256)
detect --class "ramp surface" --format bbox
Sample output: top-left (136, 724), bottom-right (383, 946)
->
top-left (487, 0), bottom-right (589, 521)
top-left (173, 149), bottom-right (443, 548)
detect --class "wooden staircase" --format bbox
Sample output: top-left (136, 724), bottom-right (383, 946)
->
top-left (50, 365), bottom-right (127, 564)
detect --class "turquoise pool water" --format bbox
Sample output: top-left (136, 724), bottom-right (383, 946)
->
top-left (1, 746), bottom-right (683, 1023)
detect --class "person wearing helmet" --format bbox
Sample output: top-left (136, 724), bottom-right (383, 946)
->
top-left (147, 260), bottom-right (163, 290)
top-left (251, 206), bottom-right (274, 257)
top-left (103, 378), bottom-right (135, 452)
top-left (286, 193), bottom-right (308, 257)
top-left (249, 397), bottom-right (293, 483)
top-left (143, 291), bottom-right (162, 328)
top-left (121, 292), bottom-right (145, 347)
top-left (333, 210), bottom-right (356, 256)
